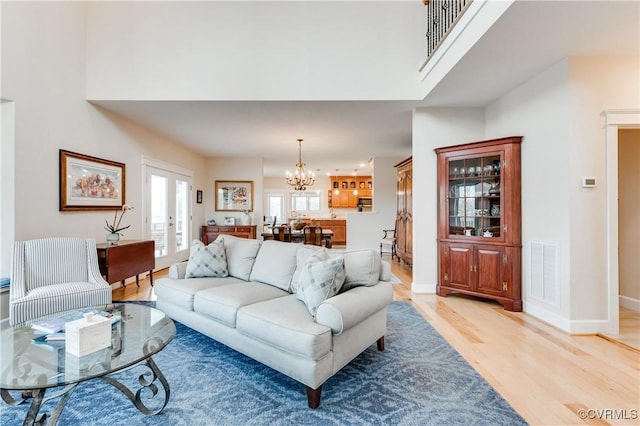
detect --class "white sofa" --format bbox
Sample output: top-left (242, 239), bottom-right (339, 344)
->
top-left (154, 236), bottom-right (393, 408)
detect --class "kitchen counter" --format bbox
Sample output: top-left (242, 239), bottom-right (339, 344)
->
top-left (309, 219), bottom-right (346, 246)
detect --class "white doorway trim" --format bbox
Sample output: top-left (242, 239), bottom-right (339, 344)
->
top-left (604, 109), bottom-right (640, 335)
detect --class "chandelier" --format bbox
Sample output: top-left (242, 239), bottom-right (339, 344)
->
top-left (285, 138), bottom-right (316, 191)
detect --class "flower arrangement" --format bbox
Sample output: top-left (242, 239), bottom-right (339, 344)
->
top-left (105, 204), bottom-right (134, 235)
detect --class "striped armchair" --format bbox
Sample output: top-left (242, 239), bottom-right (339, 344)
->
top-left (9, 238), bottom-right (112, 327)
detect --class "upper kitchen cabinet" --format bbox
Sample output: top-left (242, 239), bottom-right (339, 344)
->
top-left (329, 176), bottom-right (372, 208)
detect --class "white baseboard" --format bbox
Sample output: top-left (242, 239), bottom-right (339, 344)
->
top-left (524, 301), bottom-right (617, 334)
top-left (523, 301), bottom-right (571, 333)
top-left (412, 282), bottom-right (437, 293)
top-left (619, 295), bottom-right (640, 312)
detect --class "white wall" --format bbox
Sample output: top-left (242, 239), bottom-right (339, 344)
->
top-left (485, 59), bottom-right (573, 326)
top-left (85, 1), bottom-right (425, 101)
top-left (567, 56), bottom-right (640, 323)
top-left (0, 101), bottom-right (15, 322)
top-left (346, 156), bottom-right (403, 251)
top-left (204, 157), bottom-right (264, 235)
top-left (484, 56), bottom-right (640, 332)
top-left (412, 107), bottom-right (485, 292)
top-left (0, 101), bottom-right (15, 280)
top-left (1, 2), bottom-right (207, 250)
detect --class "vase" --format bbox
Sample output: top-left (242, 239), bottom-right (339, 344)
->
top-left (106, 233), bottom-right (120, 244)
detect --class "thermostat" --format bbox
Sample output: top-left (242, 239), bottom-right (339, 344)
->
top-left (582, 177), bottom-right (596, 188)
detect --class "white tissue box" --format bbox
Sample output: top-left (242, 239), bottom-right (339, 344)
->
top-left (65, 313), bottom-right (111, 357)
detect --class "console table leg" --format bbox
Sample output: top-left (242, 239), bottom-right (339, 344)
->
top-left (149, 271), bottom-right (154, 287)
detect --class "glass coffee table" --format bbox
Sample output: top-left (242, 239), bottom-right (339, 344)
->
top-left (0, 303), bottom-right (175, 425)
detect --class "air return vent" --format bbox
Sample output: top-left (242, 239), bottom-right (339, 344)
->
top-left (530, 241), bottom-right (559, 306)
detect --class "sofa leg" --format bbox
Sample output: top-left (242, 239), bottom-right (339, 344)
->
top-left (306, 386), bottom-right (322, 409)
top-left (377, 336), bottom-right (385, 351)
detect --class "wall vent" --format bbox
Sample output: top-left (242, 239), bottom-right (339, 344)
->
top-left (530, 241), bottom-right (559, 306)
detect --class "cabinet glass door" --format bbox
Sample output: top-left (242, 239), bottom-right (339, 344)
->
top-left (447, 154), bottom-right (501, 238)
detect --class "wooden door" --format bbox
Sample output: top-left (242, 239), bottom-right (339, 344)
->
top-left (475, 245), bottom-right (505, 296)
top-left (395, 158), bottom-right (413, 265)
top-left (441, 243), bottom-right (474, 290)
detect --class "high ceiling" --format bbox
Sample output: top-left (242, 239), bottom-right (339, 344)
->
top-left (94, 0), bottom-right (639, 177)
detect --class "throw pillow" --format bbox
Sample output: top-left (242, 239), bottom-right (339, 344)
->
top-left (290, 245), bottom-right (325, 293)
top-left (296, 253), bottom-right (345, 317)
top-left (185, 239), bottom-right (229, 278)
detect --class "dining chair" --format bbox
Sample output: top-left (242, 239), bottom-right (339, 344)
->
top-left (380, 228), bottom-right (398, 261)
top-left (272, 225), bottom-right (292, 242)
top-left (9, 237), bottom-right (113, 327)
top-left (303, 225), bottom-right (323, 246)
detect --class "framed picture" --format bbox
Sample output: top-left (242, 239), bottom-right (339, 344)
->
top-left (59, 150), bottom-right (125, 211)
top-left (196, 190), bottom-right (203, 204)
top-left (215, 180), bottom-right (253, 212)
top-left (224, 217), bottom-right (236, 225)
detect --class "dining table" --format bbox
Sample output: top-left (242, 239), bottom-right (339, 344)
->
top-left (261, 229), bottom-right (333, 248)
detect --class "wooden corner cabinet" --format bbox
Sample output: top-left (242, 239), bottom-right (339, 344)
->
top-left (435, 137), bottom-right (522, 311)
top-left (395, 157), bottom-right (413, 265)
top-left (201, 225), bottom-right (257, 244)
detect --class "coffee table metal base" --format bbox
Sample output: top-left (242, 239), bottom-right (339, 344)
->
top-left (1, 356), bottom-right (169, 426)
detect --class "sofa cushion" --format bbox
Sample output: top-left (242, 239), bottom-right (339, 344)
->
top-left (185, 240), bottom-right (228, 278)
top-left (236, 295), bottom-right (332, 360)
top-left (296, 251), bottom-right (345, 316)
top-left (249, 240), bottom-right (299, 291)
top-left (336, 249), bottom-right (381, 292)
top-left (290, 245), bottom-right (324, 293)
top-left (215, 235), bottom-right (261, 281)
top-left (194, 281), bottom-right (289, 327)
top-left (154, 276), bottom-right (242, 311)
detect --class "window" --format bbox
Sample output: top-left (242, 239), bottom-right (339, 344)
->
top-left (290, 192), bottom-right (321, 212)
top-left (267, 194), bottom-right (285, 224)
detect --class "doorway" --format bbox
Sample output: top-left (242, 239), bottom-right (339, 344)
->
top-left (603, 110), bottom-right (640, 347)
top-left (143, 160), bottom-right (192, 270)
top-left (608, 128), bottom-right (640, 349)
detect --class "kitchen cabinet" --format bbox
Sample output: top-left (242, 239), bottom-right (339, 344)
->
top-left (435, 136), bottom-right (522, 311)
top-left (329, 176), bottom-right (372, 208)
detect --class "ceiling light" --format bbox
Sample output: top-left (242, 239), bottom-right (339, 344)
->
top-left (285, 138), bottom-right (315, 191)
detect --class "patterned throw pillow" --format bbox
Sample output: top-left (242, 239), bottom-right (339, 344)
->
top-left (296, 251), bottom-right (345, 316)
top-left (185, 240), bottom-right (229, 278)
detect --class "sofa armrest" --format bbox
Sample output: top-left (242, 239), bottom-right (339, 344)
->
top-left (169, 261), bottom-right (189, 279)
top-left (379, 260), bottom-right (391, 281)
top-left (315, 281), bottom-right (393, 334)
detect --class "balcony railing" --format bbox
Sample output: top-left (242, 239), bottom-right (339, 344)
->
top-left (423, 0), bottom-right (473, 64)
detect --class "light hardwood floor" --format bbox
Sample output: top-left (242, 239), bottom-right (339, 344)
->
top-left (113, 259), bottom-right (640, 425)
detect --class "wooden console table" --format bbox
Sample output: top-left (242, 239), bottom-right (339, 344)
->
top-left (201, 225), bottom-right (257, 244)
top-left (96, 240), bottom-right (155, 287)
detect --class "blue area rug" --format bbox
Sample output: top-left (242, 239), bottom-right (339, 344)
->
top-left (1, 301), bottom-right (527, 425)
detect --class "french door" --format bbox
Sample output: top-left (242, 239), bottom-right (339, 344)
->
top-left (144, 163), bottom-right (192, 270)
